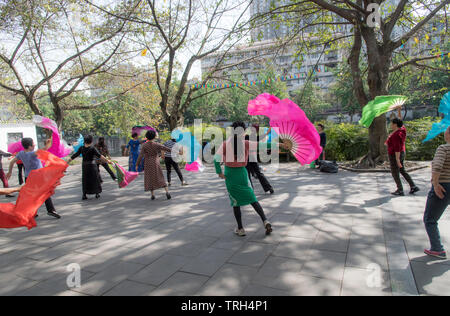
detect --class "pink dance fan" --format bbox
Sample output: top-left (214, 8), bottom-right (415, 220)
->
top-left (185, 159), bottom-right (205, 173)
top-left (32, 115), bottom-right (72, 158)
top-left (114, 162), bottom-right (139, 188)
top-left (248, 93), bottom-right (322, 165)
top-left (8, 141), bottom-right (24, 154)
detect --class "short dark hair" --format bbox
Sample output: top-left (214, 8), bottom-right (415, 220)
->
top-left (132, 133), bottom-right (138, 138)
top-left (318, 124), bottom-right (325, 130)
top-left (392, 118), bottom-right (404, 128)
top-left (21, 138), bottom-right (33, 149)
top-left (146, 130), bottom-right (156, 140)
top-left (84, 135), bottom-right (93, 144)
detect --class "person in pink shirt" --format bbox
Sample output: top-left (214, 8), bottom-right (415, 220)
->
top-left (214, 121), bottom-right (273, 237)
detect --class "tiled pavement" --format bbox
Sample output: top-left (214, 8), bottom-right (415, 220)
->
top-left (1, 158), bottom-right (449, 296)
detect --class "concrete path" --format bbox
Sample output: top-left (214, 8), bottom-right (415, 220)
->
top-left (0, 158), bottom-right (448, 296)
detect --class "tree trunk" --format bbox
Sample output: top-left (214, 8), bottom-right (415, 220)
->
top-left (360, 24), bottom-right (392, 167)
top-left (50, 96), bottom-right (64, 131)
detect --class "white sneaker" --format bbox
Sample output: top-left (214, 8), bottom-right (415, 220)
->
top-left (234, 228), bottom-right (246, 237)
top-left (264, 220), bottom-right (272, 235)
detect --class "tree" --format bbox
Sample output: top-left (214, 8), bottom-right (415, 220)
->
top-left (255, 0), bottom-right (449, 166)
top-left (88, 0), bottom-right (260, 130)
top-left (330, 62), bottom-right (366, 121)
top-left (0, 0), bottom-right (140, 129)
top-left (293, 81), bottom-right (333, 122)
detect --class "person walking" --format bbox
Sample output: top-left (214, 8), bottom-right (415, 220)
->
top-left (0, 149), bottom-right (14, 198)
top-left (127, 133), bottom-right (145, 172)
top-left (67, 135), bottom-right (110, 200)
top-left (423, 127), bottom-right (450, 260)
top-left (136, 130), bottom-right (172, 200)
top-left (163, 138), bottom-right (187, 186)
top-left (6, 138), bottom-right (61, 219)
top-left (385, 118), bottom-right (420, 196)
top-left (95, 137), bottom-right (117, 182)
top-left (245, 128), bottom-right (274, 194)
top-left (214, 121), bottom-right (273, 237)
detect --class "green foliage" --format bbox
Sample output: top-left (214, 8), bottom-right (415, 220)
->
top-left (185, 64), bottom-right (289, 125)
top-left (405, 117), bottom-right (444, 161)
top-left (293, 81), bottom-right (333, 122)
top-left (317, 121), bottom-right (369, 161)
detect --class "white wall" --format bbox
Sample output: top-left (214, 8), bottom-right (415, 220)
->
top-left (0, 123), bottom-right (38, 152)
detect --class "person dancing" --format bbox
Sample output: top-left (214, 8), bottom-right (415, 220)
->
top-left (214, 121), bottom-right (273, 237)
top-left (6, 138), bottom-right (61, 219)
top-left (163, 138), bottom-right (187, 186)
top-left (67, 135), bottom-right (111, 200)
top-left (245, 127), bottom-right (274, 194)
top-left (137, 130), bottom-right (172, 200)
top-left (95, 137), bottom-right (117, 182)
top-left (385, 118), bottom-right (420, 196)
top-left (127, 133), bottom-right (145, 172)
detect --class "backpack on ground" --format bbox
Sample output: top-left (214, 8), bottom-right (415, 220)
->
top-left (319, 160), bottom-right (339, 173)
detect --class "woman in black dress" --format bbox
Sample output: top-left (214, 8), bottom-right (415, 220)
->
top-left (67, 135), bottom-right (111, 200)
top-left (95, 137), bottom-right (117, 182)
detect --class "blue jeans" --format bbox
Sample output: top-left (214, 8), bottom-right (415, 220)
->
top-left (423, 183), bottom-right (450, 252)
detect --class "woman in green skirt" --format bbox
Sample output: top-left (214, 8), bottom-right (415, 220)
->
top-left (214, 121), bottom-right (273, 237)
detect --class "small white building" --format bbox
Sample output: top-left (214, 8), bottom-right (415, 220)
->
top-left (0, 121), bottom-right (38, 153)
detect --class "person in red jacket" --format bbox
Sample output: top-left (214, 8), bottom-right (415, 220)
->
top-left (385, 118), bottom-right (420, 196)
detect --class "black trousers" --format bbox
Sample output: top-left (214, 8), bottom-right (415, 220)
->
top-left (165, 157), bottom-right (183, 183)
top-left (97, 163), bottom-right (116, 181)
top-left (389, 152), bottom-right (416, 192)
top-left (18, 163), bottom-right (24, 185)
top-left (25, 177), bottom-right (55, 212)
top-left (246, 162), bottom-right (273, 192)
top-left (315, 148), bottom-right (325, 166)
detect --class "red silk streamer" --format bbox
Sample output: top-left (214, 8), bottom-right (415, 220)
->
top-left (0, 150), bottom-right (68, 230)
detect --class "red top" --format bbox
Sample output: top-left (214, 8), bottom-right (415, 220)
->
top-left (217, 140), bottom-right (251, 168)
top-left (386, 127), bottom-right (407, 156)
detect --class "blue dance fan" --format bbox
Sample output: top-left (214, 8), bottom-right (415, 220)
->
top-left (423, 92), bottom-right (450, 143)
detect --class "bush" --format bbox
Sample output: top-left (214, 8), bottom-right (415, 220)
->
top-left (405, 117), bottom-right (444, 161)
top-left (318, 122), bottom-right (369, 161)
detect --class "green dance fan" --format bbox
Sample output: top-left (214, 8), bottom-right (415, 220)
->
top-left (359, 96), bottom-right (407, 128)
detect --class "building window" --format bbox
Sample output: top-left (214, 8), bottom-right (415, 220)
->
top-left (7, 133), bottom-right (23, 145)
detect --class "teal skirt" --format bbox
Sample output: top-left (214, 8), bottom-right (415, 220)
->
top-left (224, 166), bottom-right (257, 207)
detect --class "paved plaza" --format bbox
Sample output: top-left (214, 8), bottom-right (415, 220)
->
top-left (0, 158), bottom-right (449, 296)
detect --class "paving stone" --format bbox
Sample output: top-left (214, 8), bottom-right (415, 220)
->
top-left (150, 272), bottom-right (209, 296)
top-left (0, 162), bottom-right (444, 296)
top-left (128, 254), bottom-right (188, 286)
top-left (103, 280), bottom-right (156, 296)
top-left (313, 230), bottom-right (350, 253)
top-left (181, 248), bottom-right (235, 276)
top-left (411, 261), bottom-right (450, 296)
top-left (0, 273), bottom-right (39, 295)
top-left (272, 237), bottom-right (314, 261)
top-left (299, 249), bottom-right (347, 281)
top-left (196, 264), bottom-right (258, 296)
top-left (227, 242), bottom-right (275, 268)
top-left (241, 284), bottom-right (289, 296)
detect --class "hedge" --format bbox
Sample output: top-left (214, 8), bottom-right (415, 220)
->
top-left (157, 117), bottom-right (442, 162)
